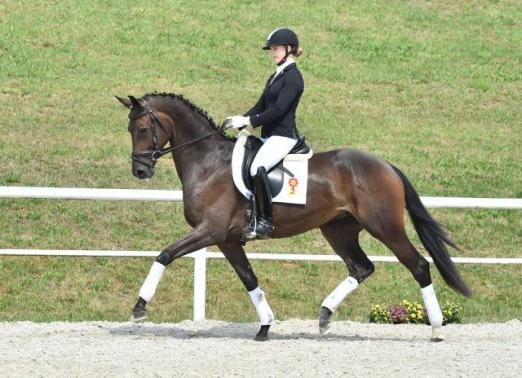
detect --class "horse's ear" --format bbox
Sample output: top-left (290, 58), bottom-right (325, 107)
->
top-left (128, 95), bottom-right (143, 110)
top-left (115, 95), bottom-right (132, 108)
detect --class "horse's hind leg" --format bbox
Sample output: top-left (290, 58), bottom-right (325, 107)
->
top-left (319, 216), bottom-right (375, 333)
top-left (218, 242), bottom-right (274, 341)
top-left (364, 206), bottom-right (444, 340)
top-left (353, 168), bottom-right (445, 340)
top-left (377, 231), bottom-right (444, 341)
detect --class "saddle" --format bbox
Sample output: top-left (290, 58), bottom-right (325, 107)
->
top-left (241, 135), bottom-right (311, 197)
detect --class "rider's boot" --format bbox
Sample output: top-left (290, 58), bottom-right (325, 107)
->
top-left (246, 167), bottom-right (273, 239)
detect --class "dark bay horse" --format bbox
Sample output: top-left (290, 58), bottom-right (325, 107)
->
top-left (116, 92), bottom-right (472, 341)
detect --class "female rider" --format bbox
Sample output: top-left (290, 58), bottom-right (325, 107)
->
top-left (225, 28), bottom-right (304, 239)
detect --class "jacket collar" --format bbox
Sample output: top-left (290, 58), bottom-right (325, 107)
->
top-left (275, 57), bottom-right (295, 75)
top-left (269, 62), bottom-right (296, 86)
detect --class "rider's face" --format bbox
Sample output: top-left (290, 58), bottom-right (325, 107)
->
top-left (269, 45), bottom-right (288, 64)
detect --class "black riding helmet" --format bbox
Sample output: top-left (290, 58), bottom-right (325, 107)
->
top-left (262, 28), bottom-right (299, 52)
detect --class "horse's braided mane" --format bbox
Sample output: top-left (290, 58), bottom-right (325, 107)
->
top-left (143, 91), bottom-right (235, 141)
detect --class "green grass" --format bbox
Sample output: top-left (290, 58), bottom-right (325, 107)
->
top-left (1, 1), bottom-right (521, 323)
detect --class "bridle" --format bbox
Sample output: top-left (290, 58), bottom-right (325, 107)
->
top-left (130, 101), bottom-right (231, 168)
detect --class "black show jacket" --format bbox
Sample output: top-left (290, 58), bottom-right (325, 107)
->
top-left (244, 63), bottom-right (304, 139)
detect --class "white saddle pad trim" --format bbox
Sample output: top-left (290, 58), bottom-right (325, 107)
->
top-left (284, 149), bottom-right (313, 161)
top-left (231, 130), bottom-right (310, 204)
top-left (232, 130), bottom-right (253, 199)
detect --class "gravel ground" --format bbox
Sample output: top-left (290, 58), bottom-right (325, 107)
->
top-left (1, 319), bottom-right (521, 377)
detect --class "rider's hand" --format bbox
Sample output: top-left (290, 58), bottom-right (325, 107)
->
top-left (224, 115), bottom-right (250, 129)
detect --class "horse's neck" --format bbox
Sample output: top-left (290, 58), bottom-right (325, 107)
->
top-left (162, 105), bottom-right (232, 184)
top-left (171, 136), bottom-right (232, 184)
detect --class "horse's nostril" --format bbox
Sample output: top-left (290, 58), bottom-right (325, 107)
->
top-left (133, 165), bottom-right (154, 179)
top-left (136, 169), bottom-right (147, 178)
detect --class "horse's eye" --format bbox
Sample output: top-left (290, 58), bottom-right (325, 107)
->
top-left (139, 128), bottom-right (148, 135)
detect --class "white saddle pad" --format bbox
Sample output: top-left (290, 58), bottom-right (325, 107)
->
top-left (231, 130), bottom-right (312, 205)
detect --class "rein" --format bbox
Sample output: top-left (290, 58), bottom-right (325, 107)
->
top-left (130, 102), bottom-right (232, 168)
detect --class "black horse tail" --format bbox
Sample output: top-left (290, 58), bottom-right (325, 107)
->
top-left (391, 165), bottom-right (473, 297)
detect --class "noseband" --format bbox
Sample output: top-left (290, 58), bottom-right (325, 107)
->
top-left (130, 103), bottom-right (173, 168)
top-left (130, 101), bottom-right (231, 168)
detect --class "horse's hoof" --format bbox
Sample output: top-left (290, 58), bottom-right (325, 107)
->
top-left (254, 325), bottom-right (270, 341)
top-left (129, 308), bottom-right (147, 322)
top-left (129, 297), bottom-right (148, 322)
top-left (319, 306), bottom-right (333, 334)
top-left (430, 326), bottom-right (444, 342)
top-left (319, 307), bottom-right (333, 334)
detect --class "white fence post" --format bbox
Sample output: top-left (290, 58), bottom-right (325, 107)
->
top-left (192, 248), bottom-right (207, 321)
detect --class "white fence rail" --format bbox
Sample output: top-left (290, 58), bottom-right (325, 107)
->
top-left (1, 248), bottom-right (522, 321)
top-left (1, 186), bottom-right (522, 320)
top-left (0, 186), bottom-right (184, 202)
top-left (1, 186), bottom-right (522, 208)
top-left (2, 249), bottom-right (522, 264)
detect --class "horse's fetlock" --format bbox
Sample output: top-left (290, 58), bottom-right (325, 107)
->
top-left (155, 252), bottom-right (171, 266)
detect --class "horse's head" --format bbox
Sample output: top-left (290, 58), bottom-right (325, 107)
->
top-left (116, 95), bottom-right (172, 179)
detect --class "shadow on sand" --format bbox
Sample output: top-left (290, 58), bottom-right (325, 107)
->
top-left (108, 322), bottom-right (416, 343)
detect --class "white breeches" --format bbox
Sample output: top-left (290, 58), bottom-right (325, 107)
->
top-left (250, 136), bottom-right (297, 176)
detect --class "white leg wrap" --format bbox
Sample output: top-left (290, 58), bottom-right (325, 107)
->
top-left (421, 284), bottom-right (443, 328)
top-left (139, 262), bottom-right (166, 302)
top-left (321, 276), bottom-right (359, 312)
top-left (249, 287), bottom-right (274, 325)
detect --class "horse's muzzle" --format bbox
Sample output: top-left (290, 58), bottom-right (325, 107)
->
top-left (133, 162), bottom-right (155, 179)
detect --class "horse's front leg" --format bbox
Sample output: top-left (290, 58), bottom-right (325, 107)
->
top-left (130, 226), bottom-right (215, 322)
top-left (218, 242), bottom-right (274, 341)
